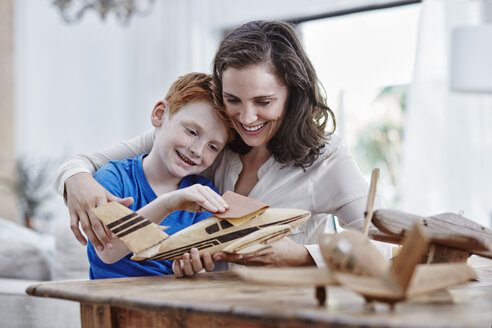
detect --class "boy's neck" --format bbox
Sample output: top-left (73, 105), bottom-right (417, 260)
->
top-left (142, 153), bottom-right (181, 196)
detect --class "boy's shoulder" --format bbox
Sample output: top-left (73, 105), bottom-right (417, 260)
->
top-left (95, 155), bottom-right (142, 178)
top-left (94, 155), bottom-right (151, 204)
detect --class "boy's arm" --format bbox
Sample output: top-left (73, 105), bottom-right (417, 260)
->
top-left (94, 184), bottom-right (229, 264)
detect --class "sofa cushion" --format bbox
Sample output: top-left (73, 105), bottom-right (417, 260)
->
top-left (50, 221), bottom-right (89, 280)
top-left (0, 217), bottom-right (54, 281)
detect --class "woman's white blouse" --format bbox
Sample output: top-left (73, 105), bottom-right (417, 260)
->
top-left (55, 129), bottom-right (382, 266)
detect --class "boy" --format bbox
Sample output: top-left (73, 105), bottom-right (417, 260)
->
top-left (88, 73), bottom-right (233, 279)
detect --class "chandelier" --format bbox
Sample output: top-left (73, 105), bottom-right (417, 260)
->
top-left (52, 0), bottom-right (155, 25)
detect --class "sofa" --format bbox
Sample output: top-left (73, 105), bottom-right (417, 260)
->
top-left (0, 217), bottom-right (90, 328)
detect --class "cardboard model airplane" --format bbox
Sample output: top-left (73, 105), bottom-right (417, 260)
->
top-left (234, 169), bottom-right (477, 308)
top-left (91, 191), bottom-right (311, 261)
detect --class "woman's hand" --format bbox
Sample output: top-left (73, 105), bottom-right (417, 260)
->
top-left (172, 248), bottom-right (215, 277)
top-left (65, 172), bottom-right (134, 251)
top-left (212, 237), bottom-right (315, 267)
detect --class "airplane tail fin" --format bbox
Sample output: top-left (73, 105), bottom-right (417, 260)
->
top-left (91, 202), bottom-right (169, 255)
top-left (388, 223), bottom-right (429, 293)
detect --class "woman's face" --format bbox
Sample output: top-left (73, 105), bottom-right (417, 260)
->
top-left (222, 64), bottom-right (288, 149)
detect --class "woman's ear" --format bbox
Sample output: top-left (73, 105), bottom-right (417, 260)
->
top-left (151, 100), bottom-right (167, 127)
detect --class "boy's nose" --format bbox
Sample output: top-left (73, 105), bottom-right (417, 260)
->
top-left (189, 142), bottom-right (205, 158)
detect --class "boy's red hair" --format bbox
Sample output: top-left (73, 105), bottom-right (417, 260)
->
top-left (165, 72), bottom-right (233, 141)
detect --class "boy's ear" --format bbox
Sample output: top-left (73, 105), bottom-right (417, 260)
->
top-left (151, 101), bottom-right (167, 127)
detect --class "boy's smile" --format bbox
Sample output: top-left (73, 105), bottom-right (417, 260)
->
top-left (176, 150), bottom-right (197, 166)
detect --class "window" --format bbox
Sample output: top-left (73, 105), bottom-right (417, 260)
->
top-left (300, 3), bottom-right (421, 206)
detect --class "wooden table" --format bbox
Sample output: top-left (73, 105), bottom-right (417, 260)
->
top-left (27, 257), bottom-right (492, 328)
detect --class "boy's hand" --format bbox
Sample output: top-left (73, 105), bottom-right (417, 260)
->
top-left (164, 184), bottom-right (229, 214)
top-left (65, 172), bottom-right (134, 251)
top-left (173, 248), bottom-right (215, 277)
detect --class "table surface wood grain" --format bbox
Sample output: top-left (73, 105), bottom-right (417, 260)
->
top-left (26, 257), bottom-right (492, 328)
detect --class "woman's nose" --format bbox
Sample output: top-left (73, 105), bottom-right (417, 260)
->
top-left (239, 103), bottom-right (257, 124)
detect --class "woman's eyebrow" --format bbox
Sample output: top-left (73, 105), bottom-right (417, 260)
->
top-left (253, 94), bottom-right (276, 100)
top-left (223, 92), bottom-right (238, 98)
top-left (223, 91), bottom-right (276, 99)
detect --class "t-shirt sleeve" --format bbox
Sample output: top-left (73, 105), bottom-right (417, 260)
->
top-left (54, 129), bottom-right (155, 195)
top-left (93, 163), bottom-right (125, 199)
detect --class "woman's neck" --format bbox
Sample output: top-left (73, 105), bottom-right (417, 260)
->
top-left (234, 146), bottom-right (271, 196)
top-left (240, 146), bottom-right (271, 169)
top-left (142, 153), bottom-right (181, 196)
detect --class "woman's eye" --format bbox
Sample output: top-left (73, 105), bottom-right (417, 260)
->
top-left (257, 101), bottom-right (271, 106)
top-left (226, 98), bottom-right (240, 104)
top-left (187, 128), bottom-right (197, 136)
top-left (209, 144), bottom-right (219, 152)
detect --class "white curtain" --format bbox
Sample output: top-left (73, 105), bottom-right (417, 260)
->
top-left (400, 0), bottom-right (492, 227)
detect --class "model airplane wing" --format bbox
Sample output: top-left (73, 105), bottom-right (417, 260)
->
top-left (429, 213), bottom-right (492, 258)
top-left (215, 191), bottom-right (269, 226)
top-left (406, 263), bottom-right (477, 298)
top-left (233, 266), bottom-right (337, 286)
top-left (334, 273), bottom-right (403, 302)
top-left (371, 209), bottom-right (491, 257)
top-left (91, 202), bottom-right (169, 254)
top-left (372, 209), bottom-right (492, 246)
top-left (222, 224), bottom-right (292, 254)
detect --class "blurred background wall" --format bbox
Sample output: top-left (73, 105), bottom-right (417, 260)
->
top-left (0, 0), bottom-right (17, 223)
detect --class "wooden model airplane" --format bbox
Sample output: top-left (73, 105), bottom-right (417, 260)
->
top-left (234, 169), bottom-right (478, 309)
top-left (91, 191), bottom-right (311, 261)
top-left (370, 209), bottom-right (492, 262)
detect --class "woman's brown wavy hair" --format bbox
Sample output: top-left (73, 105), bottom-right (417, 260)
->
top-left (213, 20), bottom-right (336, 168)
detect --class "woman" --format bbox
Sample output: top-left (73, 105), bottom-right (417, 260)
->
top-left (57, 21), bottom-right (377, 274)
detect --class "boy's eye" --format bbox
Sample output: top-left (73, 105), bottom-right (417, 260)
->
top-left (187, 128), bottom-right (197, 136)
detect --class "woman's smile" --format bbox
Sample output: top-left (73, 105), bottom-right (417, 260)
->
top-left (240, 122), bottom-right (268, 134)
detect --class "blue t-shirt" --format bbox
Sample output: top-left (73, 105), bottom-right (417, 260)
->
top-left (88, 154), bottom-right (216, 279)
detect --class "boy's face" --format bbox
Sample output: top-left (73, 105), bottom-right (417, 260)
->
top-left (151, 101), bottom-right (228, 178)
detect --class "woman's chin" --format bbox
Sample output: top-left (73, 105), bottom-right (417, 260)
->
top-left (240, 136), bottom-right (267, 149)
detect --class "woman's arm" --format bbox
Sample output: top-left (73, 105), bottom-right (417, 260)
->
top-left (58, 130), bottom-right (155, 250)
top-left (55, 129), bottom-right (155, 195)
top-left (94, 184), bottom-right (229, 264)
